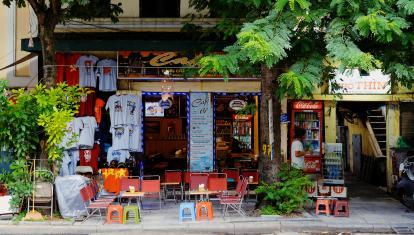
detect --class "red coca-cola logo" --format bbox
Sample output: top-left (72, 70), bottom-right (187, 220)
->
top-left (332, 186), bottom-right (344, 194)
top-left (293, 101), bottom-right (323, 110)
top-left (305, 160), bottom-right (321, 171)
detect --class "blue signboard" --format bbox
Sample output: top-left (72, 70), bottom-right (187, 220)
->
top-left (280, 113), bottom-right (289, 123)
top-left (189, 93), bottom-right (214, 172)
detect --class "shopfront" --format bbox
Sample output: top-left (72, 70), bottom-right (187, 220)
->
top-left (51, 49), bottom-right (261, 179)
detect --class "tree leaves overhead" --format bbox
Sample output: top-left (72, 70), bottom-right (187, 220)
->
top-left (397, 0), bottom-right (414, 15)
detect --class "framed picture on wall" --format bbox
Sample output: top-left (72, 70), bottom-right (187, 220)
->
top-left (145, 121), bottom-right (161, 134)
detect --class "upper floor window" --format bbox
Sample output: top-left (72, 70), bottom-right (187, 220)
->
top-left (140, 0), bottom-right (180, 18)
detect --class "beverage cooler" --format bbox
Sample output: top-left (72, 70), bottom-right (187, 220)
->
top-left (232, 114), bottom-right (253, 151)
top-left (290, 101), bottom-right (324, 173)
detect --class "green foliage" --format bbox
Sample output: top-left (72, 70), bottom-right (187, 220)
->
top-left (0, 81), bottom-right (84, 210)
top-left (256, 164), bottom-right (312, 215)
top-left (397, 0), bottom-right (414, 15)
top-left (236, 103), bottom-right (257, 115)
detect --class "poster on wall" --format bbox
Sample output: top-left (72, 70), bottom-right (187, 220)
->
top-left (189, 93), bottom-right (214, 172)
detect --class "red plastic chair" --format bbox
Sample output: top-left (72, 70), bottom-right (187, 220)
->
top-left (208, 176), bottom-right (228, 200)
top-left (141, 175), bottom-right (162, 210)
top-left (241, 169), bottom-right (259, 200)
top-left (164, 170), bottom-right (183, 202)
top-left (188, 173), bottom-right (209, 200)
top-left (120, 177), bottom-right (141, 192)
top-left (80, 186), bottom-right (110, 222)
top-left (222, 168), bottom-right (239, 189)
top-left (219, 177), bottom-right (248, 219)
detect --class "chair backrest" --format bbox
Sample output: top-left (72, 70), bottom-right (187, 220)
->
top-left (165, 170), bottom-right (182, 184)
top-left (120, 177), bottom-right (140, 192)
top-left (141, 175), bottom-right (161, 193)
top-left (208, 172), bottom-right (227, 179)
top-left (85, 184), bottom-right (96, 200)
top-left (189, 173), bottom-right (209, 191)
top-left (183, 171), bottom-right (191, 184)
top-left (237, 178), bottom-right (249, 197)
top-left (34, 182), bottom-right (53, 198)
top-left (207, 177), bottom-right (227, 192)
top-left (222, 168), bottom-right (239, 182)
top-left (241, 169), bottom-right (259, 183)
top-left (80, 186), bottom-right (90, 203)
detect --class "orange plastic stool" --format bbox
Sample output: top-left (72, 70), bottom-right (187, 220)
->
top-left (106, 204), bottom-right (123, 224)
top-left (195, 201), bottom-right (214, 220)
top-left (315, 199), bottom-right (331, 216)
top-left (333, 200), bottom-right (349, 217)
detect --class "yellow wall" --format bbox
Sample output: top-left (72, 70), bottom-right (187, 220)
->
top-left (344, 118), bottom-right (376, 172)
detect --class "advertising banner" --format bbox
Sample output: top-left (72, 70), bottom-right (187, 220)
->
top-left (189, 93), bottom-right (214, 172)
top-left (330, 69), bottom-right (390, 94)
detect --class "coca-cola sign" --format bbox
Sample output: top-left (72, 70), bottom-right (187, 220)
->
top-left (293, 101), bottom-right (323, 110)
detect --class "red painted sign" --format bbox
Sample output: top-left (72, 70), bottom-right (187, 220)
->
top-left (233, 114), bottom-right (252, 120)
top-left (304, 157), bottom-right (321, 173)
top-left (292, 101), bottom-right (323, 110)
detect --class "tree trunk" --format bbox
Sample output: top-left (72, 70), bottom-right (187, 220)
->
top-left (38, 19), bottom-right (57, 88)
top-left (258, 65), bottom-right (282, 184)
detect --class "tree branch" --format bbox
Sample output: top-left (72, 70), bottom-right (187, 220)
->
top-left (26, 0), bottom-right (42, 14)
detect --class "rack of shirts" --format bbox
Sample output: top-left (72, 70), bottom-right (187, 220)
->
top-left (105, 93), bottom-right (143, 164)
top-left (55, 53), bottom-right (117, 92)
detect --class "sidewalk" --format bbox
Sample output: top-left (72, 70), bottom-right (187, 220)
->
top-left (0, 180), bottom-right (413, 234)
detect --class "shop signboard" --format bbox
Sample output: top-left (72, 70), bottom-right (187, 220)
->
top-left (229, 99), bottom-right (247, 111)
top-left (292, 101), bottom-right (323, 110)
top-left (280, 113), bottom-right (289, 123)
top-left (330, 69), bottom-right (391, 94)
top-left (189, 93), bottom-right (214, 172)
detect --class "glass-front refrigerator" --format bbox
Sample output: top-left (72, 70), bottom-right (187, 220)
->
top-left (232, 114), bottom-right (252, 151)
top-left (290, 101), bottom-right (324, 173)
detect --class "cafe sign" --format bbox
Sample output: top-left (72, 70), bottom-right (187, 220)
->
top-left (229, 99), bottom-right (247, 111)
top-left (330, 69), bottom-right (390, 94)
top-left (292, 101), bottom-right (323, 110)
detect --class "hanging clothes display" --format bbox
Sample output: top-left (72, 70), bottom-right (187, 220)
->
top-left (60, 150), bottom-right (79, 176)
top-left (78, 116), bottom-right (98, 149)
top-left (61, 118), bottom-right (83, 149)
top-left (94, 98), bottom-right (105, 124)
top-left (95, 59), bottom-right (117, 92)
top-left (55, 53), bottom-right (66, 84)
top-left (76, 54), bottom-right (99, 88)
top-left (107, 146), bottom-right (130, 164)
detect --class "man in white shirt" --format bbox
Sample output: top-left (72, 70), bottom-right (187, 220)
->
top-left (291, 128), bottom-right (307, 169)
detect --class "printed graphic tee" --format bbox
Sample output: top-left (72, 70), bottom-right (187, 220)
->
top-left (107, 147), bottom-right (130, 163)
top-left (96, 59), bottom-right (117, 92)
top-left (129, 125), bottom-right (142, 152)
top-left (110, 126), bottom-right (129, 150)
top-left (80, 143), bottom-right (100, 173)
top-left (61, 118), bottom-right (83, 149)
top-left (106, 95), bottom-right (127, 127)
top-left (65, 53), bottom-right (81, 86)
top-left (76, 55), bottom-right (99, 87)
top-left (78, 116), bottom-right (98, 149)
top-left (125, 94), bottom-right (141, 126)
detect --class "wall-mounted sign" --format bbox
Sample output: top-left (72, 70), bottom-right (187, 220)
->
top-left (292, 101), bottom-right (323, 110)
top-left (158, 99), bottom-right (172, 109)
top-left (280, 113), bottom-right (289, 123)
top-left (189, 93), bottom-right (214, 172)
top-left (233, 114), bottom-right (252, 120)
top-left (229, 99), bottom-right (247, 111)
top-left (330, 69), bottom-right (391, 94)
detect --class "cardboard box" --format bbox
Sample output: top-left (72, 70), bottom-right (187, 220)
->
top-left (306, 181), bottom-right (318, 198)
top-left (318, 184), bottom-right (331, 196)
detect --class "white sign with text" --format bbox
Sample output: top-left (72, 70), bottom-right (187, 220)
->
top-left (331, 69), bottom-right (390, 94)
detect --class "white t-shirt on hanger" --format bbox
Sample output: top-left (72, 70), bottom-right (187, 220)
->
top-left (106, 94), bottom-right (127, 128)
top-left (107, 147), bottom-right (130, 164)
top-left (76, 55), bottom-right (99, 87)
top-left (125, 94), bottom-right (141, 126)
top-left (78, 116), bottom-right (97, 149)
top-left (61, 118), bottom-right (83, 149)
top-left (110, 126), bottom-right (130, 150)
top-left (96, 59), bottom-right (117, 92)
top-left (129, 125), bottom-right (142, 152)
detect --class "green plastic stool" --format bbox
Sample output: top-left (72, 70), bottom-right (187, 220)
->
top-left (123, 205), bottom-right (140, 224)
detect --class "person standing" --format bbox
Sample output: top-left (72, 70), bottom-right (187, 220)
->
top-left (291, 128), bottom-right (307, 169)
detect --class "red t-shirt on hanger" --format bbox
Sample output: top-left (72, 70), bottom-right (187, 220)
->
top-left (78, 89), bottom-right (96, 116)
top-left (65, 53), bottom-right (81, 86)
top-left (79, 143), bottom-right (100, 174)
top-left (55, 53), bottom-right (65, 84)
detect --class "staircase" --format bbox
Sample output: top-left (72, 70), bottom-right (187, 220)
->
top-left (366, 109), bottom-right (386, 156)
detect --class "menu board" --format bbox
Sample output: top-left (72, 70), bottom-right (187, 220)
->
top-left (189, 93), bottom-right (214, 172)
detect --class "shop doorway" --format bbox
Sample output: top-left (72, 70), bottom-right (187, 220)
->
top-left (214, 94), bottom-right (259, 171)
top-left (143, 93), bottom-right (188, 175)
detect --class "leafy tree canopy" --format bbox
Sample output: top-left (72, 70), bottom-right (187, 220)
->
top-left (191, 0), bottom-right (414, 94)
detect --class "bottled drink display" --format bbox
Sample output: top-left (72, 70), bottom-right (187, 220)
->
top-left (323, 143), bottom-right (344, 183)
top-left (294, 112), bottom-right (320, 154)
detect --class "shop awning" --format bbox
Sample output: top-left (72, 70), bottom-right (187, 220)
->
top-left (21, 37), bottom-right (229, 52)
top-left (0, 53), bottom-right (37, 71)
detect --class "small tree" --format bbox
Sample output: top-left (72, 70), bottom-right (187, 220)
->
top-left (2, 0), bottom-right (123, 88)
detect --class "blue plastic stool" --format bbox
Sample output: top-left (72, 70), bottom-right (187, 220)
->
top-left (179, 202), bottom-right (196, 222)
